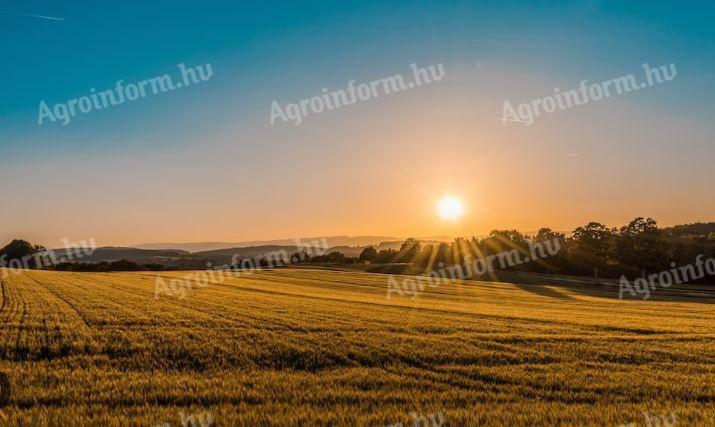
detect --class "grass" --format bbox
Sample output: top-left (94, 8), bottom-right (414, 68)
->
top-left (0, 267), bottom-right (713, 426)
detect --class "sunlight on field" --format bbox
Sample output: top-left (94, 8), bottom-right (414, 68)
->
top-left (0, 268), bottom-right (713, 425)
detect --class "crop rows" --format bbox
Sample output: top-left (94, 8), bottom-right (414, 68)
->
top-left (0, 268), bottom-right (713, 425)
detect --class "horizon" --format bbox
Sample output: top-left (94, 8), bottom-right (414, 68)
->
top-left (5, 217), bottom-right (713, 250)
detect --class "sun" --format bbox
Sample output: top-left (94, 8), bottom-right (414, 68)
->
top-left (437, 196), bottom-right (464, 221)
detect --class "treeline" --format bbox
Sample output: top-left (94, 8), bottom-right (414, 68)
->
top-left (0, 240), bottom-right (170, 272)
top-left (294, 218), bottom-right (715, 282)
top-left (52, 260), bottom-right (168, 272)
top-left (2, 218), bottom-right (714, 281)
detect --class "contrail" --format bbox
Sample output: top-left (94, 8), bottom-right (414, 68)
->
top-left (0, 11), bottom-right (65, 21)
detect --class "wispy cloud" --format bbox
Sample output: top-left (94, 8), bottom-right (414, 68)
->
top-left (0, 11), bottom-right (65, 21)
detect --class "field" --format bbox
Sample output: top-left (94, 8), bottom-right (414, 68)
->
top-left (0, 268), bottom-right (713, 426)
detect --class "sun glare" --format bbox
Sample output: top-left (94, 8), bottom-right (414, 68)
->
top-left (437, 196), bottom-right (464, 221)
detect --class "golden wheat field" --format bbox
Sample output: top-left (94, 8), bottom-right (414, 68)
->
top-left (0, 267), bottom-right (713, 426)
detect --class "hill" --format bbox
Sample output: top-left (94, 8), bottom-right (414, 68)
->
top-left (190, 245), bottom-right (302, 263)
top-left (327, 240), bottom-right (447, 257)
top-left (663, 222), bottom-right (715, 237)
top-left (50, 246), bottom-right (187, 263)
top-left (132, 235), bottom-right (402, 253)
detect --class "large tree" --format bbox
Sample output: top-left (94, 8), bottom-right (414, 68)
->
top-left (397, 238), bottom-right (421, 263)
top-left (616, 217), bottom-right (671, 276)
top-left (0, 240), bottom-right (47, 269)
top-left (358, 247), bottom-right (378, 263)
top-left (570, 222), bottom-right (616, 282)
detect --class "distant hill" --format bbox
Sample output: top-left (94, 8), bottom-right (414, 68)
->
top-left (190, 245), bottom-right (303, 264)
top-left (50, 241), bottom-right (454, 268)
top-left (326, 240), bottom-right (449, 258)
top-left (51, 247), bottom-right (188, 264)
top-left (133, 236), bottom-right (402, 253)
top-left (48, 245), bottom-right (306, 269)
top-left (325, 246), bottom-right (370, 258)
top-left (663, 222), bottom-right (715, 237)
top-left (133, 242), bottom-right (247, 253)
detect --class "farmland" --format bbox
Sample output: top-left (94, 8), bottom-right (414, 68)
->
top-left (0, 268), bottom-right (713, 426)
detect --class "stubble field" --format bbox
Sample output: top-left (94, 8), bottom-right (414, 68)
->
top-left (0, 268), bottom-right (713, 426)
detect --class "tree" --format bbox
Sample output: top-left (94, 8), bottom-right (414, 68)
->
top-left (489, 229), bottom-right (528, 247)
top-left (326, 252), bottom-right (345, 263)
top-left (616, 217), bottom-right (671, 276)
top-left (397, 238), bottom-right (421, 262)
top-left (451, 238), bottom-right (470, 265)
top-left (531, 228), bottom-right (568, 272)
top-left (481, 230), bottom-right (528, 258)
top-left (358, 247), bottom-right (378, 263)
top-left (434, 243), bottom-right (452, 266)
top-left (570, 222), bottom-right (616, 281)
top-left (414, 244), bottom-right (434, 269)
top-left (290, 251), bottom-right (310, 263)
top-left (374, 249), bottom-right (398, 264)
top-left (536, 228), bottom-right (565, 243)
top-left (0, 240), bottom-right (46, 269)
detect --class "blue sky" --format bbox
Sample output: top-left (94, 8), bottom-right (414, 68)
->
top-left (1, 0), bottom-right (713, 245)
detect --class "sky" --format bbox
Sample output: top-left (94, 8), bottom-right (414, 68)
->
top-left (1, 0), bottom-right (714, 247)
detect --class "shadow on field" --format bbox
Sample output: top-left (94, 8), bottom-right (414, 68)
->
top-left (0, 372), bottom-right (10, 407)
top-left (487, 271), bottom-right (715, 304)
top-left (511, 282), bottom-right (575, 300)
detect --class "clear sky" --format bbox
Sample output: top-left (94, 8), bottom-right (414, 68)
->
top-left (1, 0), bottom-right (714, 247)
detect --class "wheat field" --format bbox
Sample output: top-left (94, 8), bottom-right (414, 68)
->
top-left (0, 267), bottom-right (713, 426)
